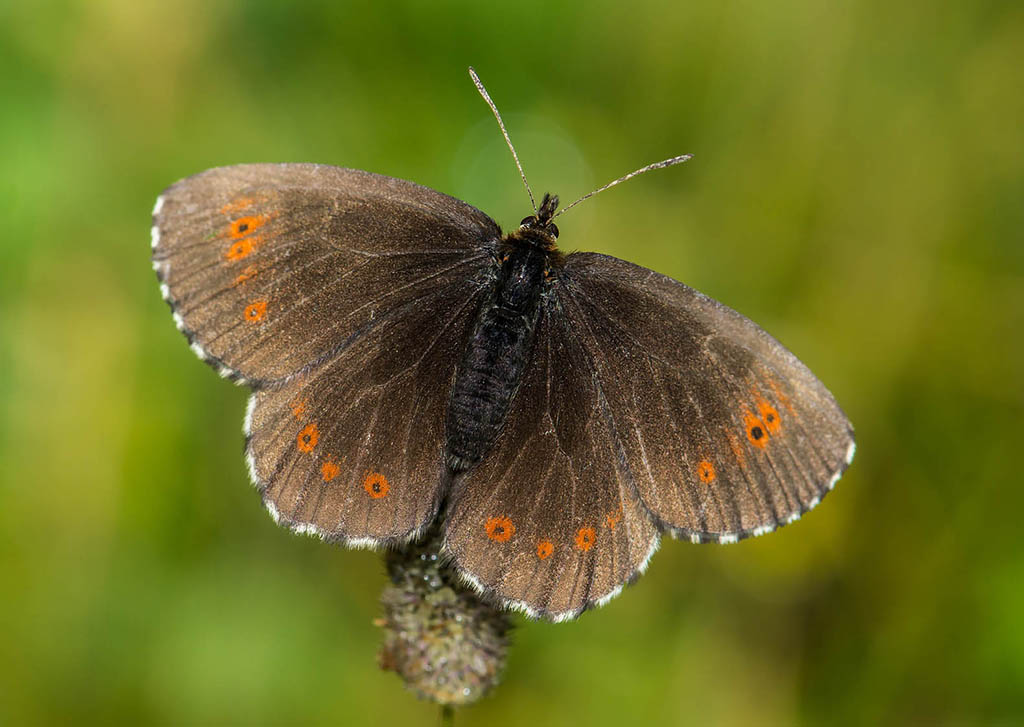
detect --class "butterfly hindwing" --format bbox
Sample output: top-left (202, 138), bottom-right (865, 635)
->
top-left (556, 253), bottom-right (855, 543)
top-left (152, 163), bottom-right (501, 385)
top-left (444, 299), bottom-right (660, 620)
top-left (246, 270), bottom-right (491, 545)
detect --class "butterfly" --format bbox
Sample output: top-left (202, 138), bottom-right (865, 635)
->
top-left (151, 70), bottom-right (854, 622)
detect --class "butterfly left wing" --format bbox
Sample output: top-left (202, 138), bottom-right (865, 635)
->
top-left (443, 300), bottom-right (660, 620)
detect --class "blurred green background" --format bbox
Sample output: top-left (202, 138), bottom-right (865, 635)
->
top-left (2, 0), bottom-right (1022, 724)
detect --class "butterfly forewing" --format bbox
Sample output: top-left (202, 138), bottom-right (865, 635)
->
top-left (152, 164), bottom-right (500, 385)
top-left (557, 253), bottom-right (855, 542)
top-left (445, 302), bottom-right (659, 620)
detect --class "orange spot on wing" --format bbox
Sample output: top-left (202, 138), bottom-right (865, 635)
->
top-left (754, 394), bottom-right (782, 435)
top-left (233, 264), bottom-right (259, 285)
top-left (219, 197), bottom-right (255, 215)
top-left (290, 398), bottom-right (307, 420)
top-left (225, 236), bottom-right (260, 261)
top-left (536, 540), bottom-right (554, 559)
top-left (229, 214), bottom-right (273, 239)
top-left (605, 509), bottom-right (622, 530)
top-left (575, 526), bottom-right (596, 552)
top-left (363, 471), bottom-right (390, 499)
top-left (297, 423), bottom-right (318, 453)
top-left (698, 459), bottom-right (716, 484)
top-left (321, 459), bottom-right (339, 482)
top-left (244, 299), bottom-right (267, 323)
top-left (485, 516), bottom-right (515, 542)
top-left (744, 410), bottom-right (768, 448)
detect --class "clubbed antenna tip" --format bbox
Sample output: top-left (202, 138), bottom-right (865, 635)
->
top-left (555, 154), bottom-right (693, 219)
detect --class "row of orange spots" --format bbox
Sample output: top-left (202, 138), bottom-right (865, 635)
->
top-left (532, 528), bottom-right (601, 558)
top-left (318, 457), bottom-right (390, 500)
top-left (742, 389), bottom-right (784, 448)
top-left (288, 401), bottom-right (391, 498)
top-left (529, 527), bottom-right (600, 557)
top-left (700, 390), bottom-right (785, 474)
top-left (244, 299), bottom-right (267, 323)
top-left (485, 514), bottom-right (620, 555)
top-left (223, 212), bottom-right (275, 262)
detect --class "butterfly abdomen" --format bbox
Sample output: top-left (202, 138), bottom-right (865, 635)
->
top-left (444, 241), bottom-right (548, 472)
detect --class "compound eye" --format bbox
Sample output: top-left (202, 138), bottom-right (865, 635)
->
top-left (546, 223), bottom-right (559, 238)
top-left (520, 216), bottom-right (536, 227)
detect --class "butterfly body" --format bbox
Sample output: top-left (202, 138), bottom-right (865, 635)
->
top-left (446, 210), bottom-right (560, 472)
top-left (153, 163), bottom-right (854, 621)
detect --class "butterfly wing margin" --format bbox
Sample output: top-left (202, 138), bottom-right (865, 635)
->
top-left (443, 299), bottom-right (660, 621)
top-left (557, 253), bottom-right (855, 543)
top-left (152, 163), bottom-right (501, 386)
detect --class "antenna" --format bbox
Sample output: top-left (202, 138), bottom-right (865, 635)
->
top-left (554, 154), bottom-right (693, 219)
top-left (469, 67), bottom-right (537, 214)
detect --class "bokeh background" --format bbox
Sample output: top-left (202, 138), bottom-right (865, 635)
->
top-left (2, 0), bottom-right (1022, 724)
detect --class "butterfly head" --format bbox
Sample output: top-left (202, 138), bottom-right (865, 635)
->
top-left (517, 193), bottom-right (560, 248)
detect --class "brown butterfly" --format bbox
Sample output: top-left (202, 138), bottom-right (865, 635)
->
top-left (152, 70), bottom-right (854, 621)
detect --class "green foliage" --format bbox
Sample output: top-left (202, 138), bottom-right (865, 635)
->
top-left (1, 0), bottom-right (1022, 724)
